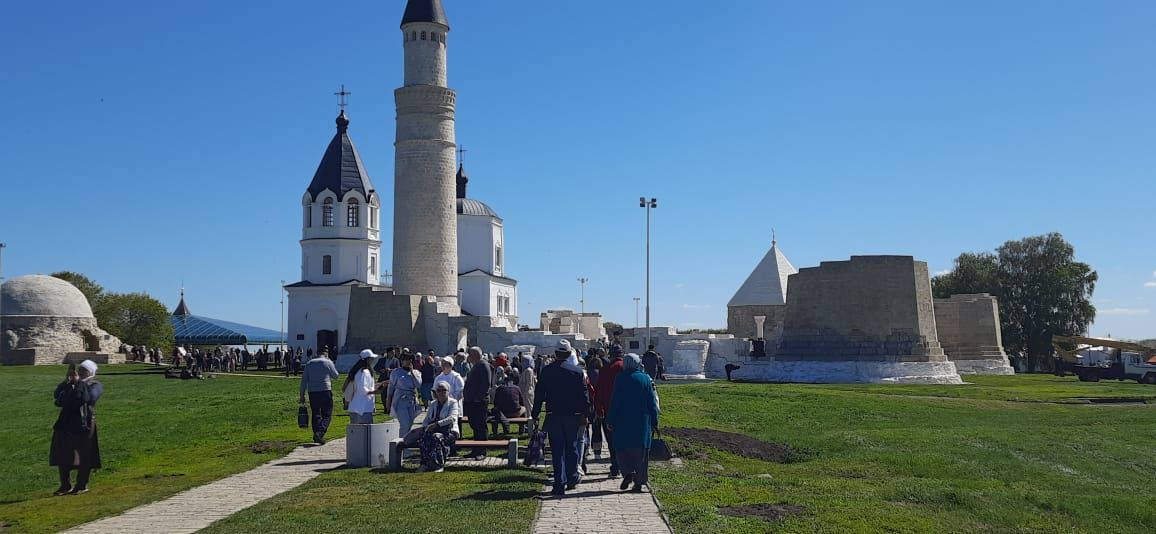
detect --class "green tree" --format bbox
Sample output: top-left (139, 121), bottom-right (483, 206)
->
top-left (934, 233), bottom-right (1097, 373)
top-left (931, 253), bottom-right (999, 299)
top-left (92, 292), bottom-right (174, 351)
top-left (996, 233), bottom-right (1097, 372)
top-left (50, 271), bottom-right (105, 306)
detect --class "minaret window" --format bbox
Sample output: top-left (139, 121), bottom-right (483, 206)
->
top-left (347, 198), bottom-right (360, 227)
top-left (323, 198), bottom-right (335, 227)
top-left (323, 255), bottom-right (333, 275)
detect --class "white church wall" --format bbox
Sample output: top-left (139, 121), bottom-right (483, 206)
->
top-left (458, 275), bottom-right (490, 317)
top-left (301, 240), bottom-right (380, 285)
top-left (287, 286), bottom-right (352, 354)
top-left (457, 214), bottom-right (496, 274)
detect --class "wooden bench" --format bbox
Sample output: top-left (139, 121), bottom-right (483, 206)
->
top-left (388, 437), bottom-right (518, 471)
top-left (459, 416), bottom-right (532, 435)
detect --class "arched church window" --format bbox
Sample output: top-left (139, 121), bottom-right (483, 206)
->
top-left (347, 198), bottom-right (360, 227)
top-left (411, 31), bottom-right (417, 41)
top-left (304, 205), bottom-right (311, 228)
top-left (369, 256), bottom-right (377, 280)
top-left (369, 205), bottom-right (378, 229)
top-left (323, 255), bottom-right (333, 275)
top-left (421, 31), bottom-right (426, 40)
top-left (322, 198), bottom-right (334, 227)
top-left (495, 245), bottom-right (503, 274)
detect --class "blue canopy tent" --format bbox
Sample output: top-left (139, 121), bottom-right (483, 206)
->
top-left (170, 292), bottom-right (283, 346)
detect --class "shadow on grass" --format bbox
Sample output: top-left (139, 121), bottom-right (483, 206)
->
top-left (453, 488), bottom-right (541, 502)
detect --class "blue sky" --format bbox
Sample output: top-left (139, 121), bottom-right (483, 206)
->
top-left (1, 0), bottom-right (1153, 339)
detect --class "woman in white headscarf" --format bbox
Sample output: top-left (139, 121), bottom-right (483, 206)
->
top-left (50, 360), bottom-right (104, 495)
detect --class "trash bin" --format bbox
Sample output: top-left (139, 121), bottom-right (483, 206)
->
top-left (346, 421), bottom-right (399, 468)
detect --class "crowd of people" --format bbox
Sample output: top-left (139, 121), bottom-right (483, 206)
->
top-left (166, 346), bottom-right (308, 375)
top-left (297, 341), bottom-right (664, 494)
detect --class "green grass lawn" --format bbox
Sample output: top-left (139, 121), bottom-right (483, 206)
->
top-left (0, 364), bottom-right (335, 533)
top-left (651, 374), bottom-right (1156, 533)
top-left (201, 466), bottom-right (543, 534)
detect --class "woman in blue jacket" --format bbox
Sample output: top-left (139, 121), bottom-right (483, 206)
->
top-left (606, 353), bottom-right (659, 493)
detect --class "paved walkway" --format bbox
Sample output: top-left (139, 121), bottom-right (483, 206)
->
top-left (63, 438), bottom-right (348, 534)
top-left (533, 456), bottom-right (671, 534)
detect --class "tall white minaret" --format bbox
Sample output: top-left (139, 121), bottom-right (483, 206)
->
top-left (392, 0), bottom-right (458, 304)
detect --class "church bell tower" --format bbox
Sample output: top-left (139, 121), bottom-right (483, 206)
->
top-left (392, 0), bottom-right (459, 304)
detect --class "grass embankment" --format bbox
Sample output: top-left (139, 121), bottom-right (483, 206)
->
top-left (652, 374), bottom-right (1156, 533)
top-left (0, 365), bottom-right (326, 533)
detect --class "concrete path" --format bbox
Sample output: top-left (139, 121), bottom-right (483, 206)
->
top-left (62, 438), bottom-right (348, 534)
top-left (533, 456), bottom-right (671, 534)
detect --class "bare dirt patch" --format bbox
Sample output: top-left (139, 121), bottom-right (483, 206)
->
top-left (250, 440), bottom-right (296, 454)
top-left (664, 428), bottom-right (801, 463)
top-left (720, 503), bottom-right (806, 522)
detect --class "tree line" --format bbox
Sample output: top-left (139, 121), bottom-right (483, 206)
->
top-left (931, 233), bottom-right (1097, 373)
top-left (50, 272), bottom-right (173, 352)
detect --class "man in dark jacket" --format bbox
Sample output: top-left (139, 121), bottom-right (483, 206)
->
top-left (462, 346), bottom-right (492, 459)
top-left (641, 345), bottom-right (664, 380)
top-left (532, 340), bottom-right (591, 496)
top-left (594, 345), bottom-right (626, 478)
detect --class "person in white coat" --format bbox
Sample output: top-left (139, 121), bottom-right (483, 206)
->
top-left (418, 381), bottom-right (461, 472)
top-left (433, 356), bottom-right (465, 401)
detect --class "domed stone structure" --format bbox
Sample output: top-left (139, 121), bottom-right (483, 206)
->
top-left (0, 275), bottom-right (124, 365)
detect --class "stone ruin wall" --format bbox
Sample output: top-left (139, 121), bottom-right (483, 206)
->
top-left (776, 256), bottom-right (946, 363)
top-left (933, 293), bottom-right (1014, 375)
top-left (1, 316), bottom-right (123, 365)
top-left (726, 304), bottom-right (787, 348)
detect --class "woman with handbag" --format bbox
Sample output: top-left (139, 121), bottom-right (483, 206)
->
top-left (606, 353), bottom-right (660, 493)
top-left (49, 360), bottom-right (104, 496)
top-left (417, 381), bottom-right (461, 472)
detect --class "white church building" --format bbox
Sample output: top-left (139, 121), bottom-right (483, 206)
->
top-left (286, 0), bottom-right (534, 356)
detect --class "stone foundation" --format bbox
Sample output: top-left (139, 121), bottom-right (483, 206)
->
top-left (730, 360), bottom-right (963, 384)
top-left (933, 293), bottom-right (1014, 375)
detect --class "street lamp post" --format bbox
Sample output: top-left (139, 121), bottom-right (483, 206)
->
top-left (633, 297), bottom-right (640, 329)
top-left (639, 197), bottom-right (657, 350)
top-left (577, 277), bottom-right (588, 314)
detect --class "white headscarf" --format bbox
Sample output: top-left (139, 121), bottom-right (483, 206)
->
top-left (79, 359), bottom-right (98, 378)
top-left (562, 350), bottom-right (582, 373)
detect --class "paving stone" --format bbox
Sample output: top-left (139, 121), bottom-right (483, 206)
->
top-left (531, 455), bottom-right (670, 534)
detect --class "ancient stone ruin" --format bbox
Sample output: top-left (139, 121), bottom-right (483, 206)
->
top-left (933, 293), bottom-right (1014, 375)
top-left (0, 275), bottom-right (124, 365)
top-left (728, 256), bottom-right (963, 384)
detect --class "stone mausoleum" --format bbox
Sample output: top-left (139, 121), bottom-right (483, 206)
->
top-left (0, 275), bottom-right (124, 365)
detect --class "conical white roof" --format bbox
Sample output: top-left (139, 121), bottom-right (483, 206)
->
top-left (728, 241), bottom-right (797, 307)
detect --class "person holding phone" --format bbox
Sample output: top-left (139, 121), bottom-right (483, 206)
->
top-left (49, 360), bottom-right (103, 495)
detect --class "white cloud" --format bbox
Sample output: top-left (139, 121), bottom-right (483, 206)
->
top-left (1146, 281), bottom-right (1156, 288)
top-left (934, 269), bottom-right (951, 277)
top-left (1098, 307), bottom-right (1150, 316)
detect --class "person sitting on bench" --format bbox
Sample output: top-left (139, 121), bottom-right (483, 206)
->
top-left (491, 373), bottom-right (526, 434)
top-left (418, 382), bottom-right (460, 473)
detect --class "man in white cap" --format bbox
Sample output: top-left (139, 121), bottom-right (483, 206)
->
top-left (433, 355), bottom-right (464, 401)
top-left (299, 348), bottom-right (340, 444)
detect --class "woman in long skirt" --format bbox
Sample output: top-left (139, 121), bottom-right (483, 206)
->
top-left (50, 360), bottom-right (104, 496)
